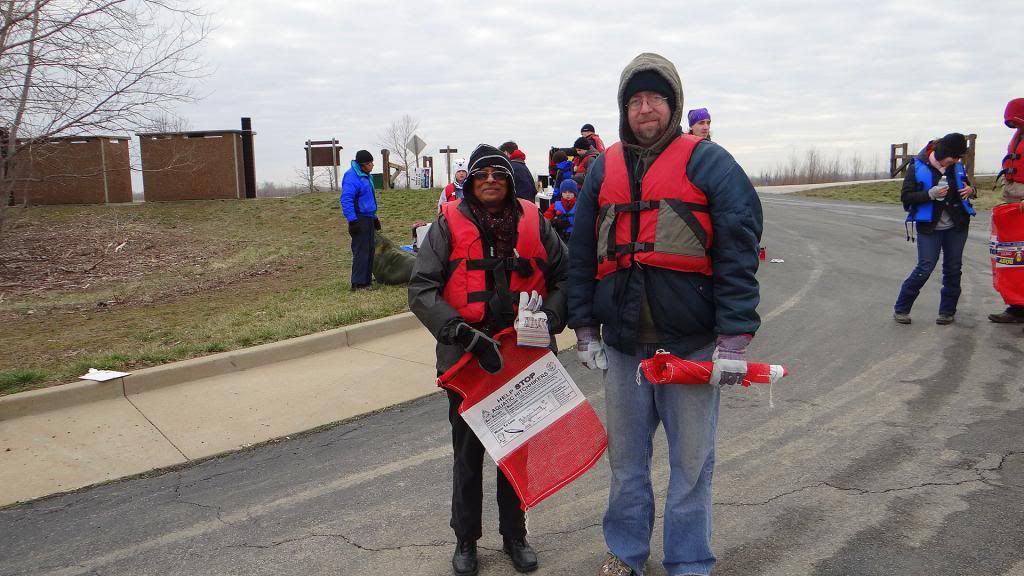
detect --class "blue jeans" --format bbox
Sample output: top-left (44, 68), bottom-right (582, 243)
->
top-left (894, 226), bottom-right (968, 316)
top-left (350, 216), bottom-right (375, 287)
top-left (603, 343), bottom-right (719, 576)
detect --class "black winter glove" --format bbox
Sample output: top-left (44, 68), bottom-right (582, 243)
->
top-left (454, 322), bottom-right (503, 374)
top-left (374, 217), bottom-right (382, 231)
top-left (347, 220), bottom-right (359, 236)
top-left (551, 215), bottom-right (569, 230)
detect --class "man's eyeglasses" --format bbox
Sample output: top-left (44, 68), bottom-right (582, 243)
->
top-left (471, 169), bottom-right (511, 182)
top-left (626, 95), bottom-right (669, 110)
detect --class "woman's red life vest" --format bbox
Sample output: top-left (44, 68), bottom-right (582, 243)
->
top-left (596, 136), bottom-right (713, 279)
top-left (440, 198), bottom-right (549, 323)
top-left (1001, 129), bottom-right (1024, 184)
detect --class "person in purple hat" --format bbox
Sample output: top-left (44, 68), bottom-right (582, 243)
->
top-left (687, 108), bottom-right (712, 141)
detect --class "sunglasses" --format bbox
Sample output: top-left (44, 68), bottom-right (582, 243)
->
top-left (470, 169), bottom-right (511, 182)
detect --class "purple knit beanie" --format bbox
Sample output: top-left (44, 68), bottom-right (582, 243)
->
top-left (687, 108), bottom-right (711, 128)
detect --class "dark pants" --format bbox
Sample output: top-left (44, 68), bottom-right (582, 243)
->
top-left (447, 389), bottom-right (526, 543)
top-left (894, 226), bottom-right (968, 316)
top-left (350, 216), bottom-right (375, 288)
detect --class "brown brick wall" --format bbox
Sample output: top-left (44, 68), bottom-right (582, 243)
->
top-left (140, 134), bottom-right (243, 202)
top-left (11, 138), bottom-right (132, 205)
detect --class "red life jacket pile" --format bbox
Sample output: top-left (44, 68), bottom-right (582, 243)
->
top-left (991, 203), bottom-right (1024, 306)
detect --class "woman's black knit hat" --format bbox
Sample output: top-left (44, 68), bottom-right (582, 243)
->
top-left (463, 144), bottom-right (516, 199)
top-left (933, 133), bottom-right (967, 160)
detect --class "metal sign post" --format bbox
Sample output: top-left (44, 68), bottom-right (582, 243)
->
top-left (440, 145), bottom-right (458, 183)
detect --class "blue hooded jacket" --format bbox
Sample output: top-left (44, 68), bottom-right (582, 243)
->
top-left (340, 160), bottom-right (377, 221)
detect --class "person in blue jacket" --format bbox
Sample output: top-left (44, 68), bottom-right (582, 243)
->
top-left (340, 150), bottom-right (379, 290)
top-left (893, 133), bottom-right (976, 325)
top-left (544, 179), bottom-right (578, 242)
top-left (568, 52), bottom-right (762, 576)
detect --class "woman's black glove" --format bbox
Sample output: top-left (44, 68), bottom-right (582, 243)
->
top-left (347, 220), bottom-right (360, 236)
top-left (453, 322), bottom-right (503, 374)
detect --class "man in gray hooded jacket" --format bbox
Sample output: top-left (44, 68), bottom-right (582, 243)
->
top-left (568, 53), bottom-right (763, 576)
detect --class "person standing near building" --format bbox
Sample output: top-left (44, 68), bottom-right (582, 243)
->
top-left (340, 149), bottom-right (379, 291)
top-left (893, 133), bottom-right (976, 325)
top-left (499, 141), bottom-right (538, 202)
top-left (568, 52), bottom-right (762, 576)
top-left (580, 123), bottom-right (606, 153)
top-left (687, 108), bottom-right (712, 140)
top-left (409, 144), bottom-right (569, 576)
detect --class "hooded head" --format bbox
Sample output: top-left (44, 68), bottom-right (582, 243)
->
top-left (1005, 98), bottom-right (1024, 129)
top-left (933, 133), bottom-right (967, 161)
top-left (463, 144), bottom-right (517, 210)
top-left (618, 53), bottom-right (684, 151)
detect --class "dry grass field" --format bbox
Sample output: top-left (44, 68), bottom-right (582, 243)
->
top-left (0, 188), bottom-right (441, 394)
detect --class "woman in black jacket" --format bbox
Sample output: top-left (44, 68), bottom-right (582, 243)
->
top-left (893, 133), bottom-right (976, 325)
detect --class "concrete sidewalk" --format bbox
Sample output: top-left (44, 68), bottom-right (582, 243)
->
top-left (0, 313), bottom-right (577, 507)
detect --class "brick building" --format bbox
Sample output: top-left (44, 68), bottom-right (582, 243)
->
top-left (10, 136), bottom-right (132, 205)
top-left (138, 130), bottom-right (250, 201)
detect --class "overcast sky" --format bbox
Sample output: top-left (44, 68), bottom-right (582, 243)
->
top-left (174, 0), bottom-right (1020, 187)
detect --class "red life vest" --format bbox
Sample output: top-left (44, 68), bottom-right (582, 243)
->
top-left (596, 136), bottom-right (713, 279)
top-left (1001, 129), bottom-right (1024, 184)
top-left (440, 198), bottom-right (549, 323)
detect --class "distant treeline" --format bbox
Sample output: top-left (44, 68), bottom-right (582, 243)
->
top-left (751, 149), bottom-right (888, 186)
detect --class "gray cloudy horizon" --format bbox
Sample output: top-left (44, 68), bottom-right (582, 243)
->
top-left (173, 0), bottom-right (1020, 187)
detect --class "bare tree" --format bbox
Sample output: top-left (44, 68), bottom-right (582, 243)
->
top-left (377, 114), bottom-right (419, 189)
top-left (1, 0), bottom-right (210, 242)
top-left (293, 166), bottom-right (331, 194)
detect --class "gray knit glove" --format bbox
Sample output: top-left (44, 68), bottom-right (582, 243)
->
top-left (710, 334), bottom-right (752, 387)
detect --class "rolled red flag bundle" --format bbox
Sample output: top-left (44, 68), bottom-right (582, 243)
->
top-left (437, 328), bottom-right (607, 510)
top-left (640, 350), bottom-right (788, 387)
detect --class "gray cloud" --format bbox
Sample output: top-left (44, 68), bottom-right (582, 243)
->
top-left (173, 0), bottom-right (1021, 187)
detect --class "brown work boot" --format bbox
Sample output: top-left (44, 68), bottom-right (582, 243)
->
top-left (988, 311), bottom-right (1024, 323)
top-left (599, 553), bottom-right (637, 576)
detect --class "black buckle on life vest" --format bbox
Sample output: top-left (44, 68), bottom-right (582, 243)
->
top-left (615, 200), bottom-right (660, 212)
top-left (614, 242), bottom-right (656, 255)
top-left (466, 256), bottom-right (534, 277)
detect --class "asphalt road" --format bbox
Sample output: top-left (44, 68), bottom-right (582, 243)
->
top-left (2, 195), bottom-right (1023, 576)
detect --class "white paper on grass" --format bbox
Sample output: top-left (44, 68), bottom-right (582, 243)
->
top-left (460, 351), bottom-right (585, 462)
top-left (79, 369), bottom-right (131, 382)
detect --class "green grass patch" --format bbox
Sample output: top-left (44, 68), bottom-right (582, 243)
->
top-left (0, 369), bottom-right (51, 395)
top-left (797, 175), bottom-right (1005, 211)
top-left (0, 187), bottom-right (443, 394)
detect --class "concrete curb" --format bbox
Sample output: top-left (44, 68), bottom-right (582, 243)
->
top-left (0, 378), bottom-right (125, 421)
top-left (0, 312), bottom-right (422, 419)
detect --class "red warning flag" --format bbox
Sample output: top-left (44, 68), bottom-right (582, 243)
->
top-left (640, 351), bottom-right (787, 387)
top-left (991, 203), bottom-right (1024, 306)
top-left (437, 329), bottom-right (607, 510)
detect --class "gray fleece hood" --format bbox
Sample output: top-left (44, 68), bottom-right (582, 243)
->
top-left (618, 52), bottom-right (685, 153)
